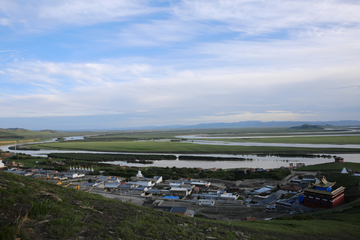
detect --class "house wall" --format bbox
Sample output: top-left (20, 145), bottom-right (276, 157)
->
top-left (303, 192), bottom-right (345, 209)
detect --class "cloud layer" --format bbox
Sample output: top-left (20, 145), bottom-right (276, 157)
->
top-left (0, 0), bottom-right (359, 129)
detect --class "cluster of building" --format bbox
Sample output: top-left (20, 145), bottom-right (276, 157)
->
top-left (1, 160), bottom-right (24, 168)
top-left (247, 173), bottom-right (347, 213)
top-left (92, 171), bottom-right (241, 202)
top-left (301, 177), bottom-right (345, 209)
top-left (2, 167), bottom-right (87, 180)
top-left (1, 157), bottom-right (352, 217)
top-left (69, 166), bottom-right (94, 174)
top-left (340, 167), bottom-right (360, 176)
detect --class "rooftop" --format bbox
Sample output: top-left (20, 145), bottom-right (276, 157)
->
top-left (313, 176), bottom-right (335, 188)
top-left (304, 186), bottom-right (345, 196)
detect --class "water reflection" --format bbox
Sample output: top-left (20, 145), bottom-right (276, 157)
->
top-left (2, 135), bottom-right (360, 169)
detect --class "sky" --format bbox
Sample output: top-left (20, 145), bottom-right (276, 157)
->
top-left (0, 0), bottom-right (360, 130)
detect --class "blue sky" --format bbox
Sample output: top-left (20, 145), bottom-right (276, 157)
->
top-left (0, 0), bottom-right (359, 130)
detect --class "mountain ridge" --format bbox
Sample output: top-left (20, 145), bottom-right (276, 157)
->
top-left (113, 120), bottom-right (360, 131)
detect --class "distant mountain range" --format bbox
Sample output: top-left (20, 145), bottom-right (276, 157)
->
top-left (2, 121), bottom-right (360, 132)
top-left (115, 120), bottom-right (360, 130)
top-left (0, 128), bottom-right (58, 133)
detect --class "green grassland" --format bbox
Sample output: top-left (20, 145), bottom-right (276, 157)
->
top-left (5, 154), bottom-right (53, 168)
top-left (1, 172), bottom-right (360, 240)
top-left (296, 162), bottom-right (360, 189)
top-left (2, 126), bottom-right (359, 146)
top-left (209, 135), bottom-right (360, 144)
top-left (87, 127), bottom-right (357, 140)
top-left (297, 162), bottom-right (360, 172)
top-left (0, 128), bottom-right (101, 146)
top-left (19, 140), bottom-right (360, 154)
top-left (323, 172), bottom-right (360, 189)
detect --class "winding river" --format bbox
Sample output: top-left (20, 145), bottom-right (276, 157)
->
top-left (1, 134), bottom-right (360, 168)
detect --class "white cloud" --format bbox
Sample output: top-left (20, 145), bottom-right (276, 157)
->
top-left (1, 55), bottom-right (359, 120)
top-left (38, 0), bottom-right (160, 25)
top-left (117, 19), bottom-right (207, 46)
top-left (0, 18), bottom-right (10, 26)
top-left (0, 0), bottom-right (162, 29)
top-left (196, 28), bottom-right (360, 68)
top-left (0, 0), bottom-right (359, 127)
top-left (4, 60), bottom-right (151, 87)
top-left (174, 0), bottom-right (360, 36)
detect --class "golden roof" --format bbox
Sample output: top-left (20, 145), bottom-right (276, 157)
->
top-left (304, 186), bottom-right (344, 195)
top-left (313, 176), bottom-right (335, 188)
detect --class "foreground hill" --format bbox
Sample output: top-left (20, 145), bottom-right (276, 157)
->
top-left (1, 172), bottom-right (360, 240)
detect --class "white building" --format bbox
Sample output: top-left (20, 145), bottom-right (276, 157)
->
top-left (198, 199), bottom-right (215, 206)
top-left (136, 170), bottom-right (143, 178)
top-left (220, 193), bottom-right (238, 200)
top-left (170, 182), bottom-right (182, 187)
top-left (170, 187), bottom-right (191, 196)
top-left (190, 181), bottom-right (211, 187)
top-left (127, 180), bottom-right (155, 187)
top-left (65, 173), bottom-right (85, 178)
top-left (0, 160), bottom-right (5, 169)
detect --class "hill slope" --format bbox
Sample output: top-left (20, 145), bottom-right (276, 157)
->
top-left (1, 172), bottom-right (360, 240)
top-left (289, 124), bottom-right (324, 130)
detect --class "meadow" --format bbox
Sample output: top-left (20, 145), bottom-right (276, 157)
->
top-left (210, 135), bottom-right (360, 145)
top-left (296, 162), bottom-right (360, 189)
top-left (297, 162), bottom-right (360, 172)
top-left (21, 140), bottom-right (360, 154)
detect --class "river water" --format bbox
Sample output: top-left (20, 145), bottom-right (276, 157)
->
top-left (176, 128), bottom-right (360, 139)
top-left (182, 140), bottom-right (360, 149)
top-left (0, 136), bottom-right (360, 169)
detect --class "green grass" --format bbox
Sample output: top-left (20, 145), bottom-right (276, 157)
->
top-left (1, 172), bottom-right (360, 240)
top-left (322, 172), bottom-right (360, 188)
top-left (87, 128), bottom-right (295, 140)
top-left (0, 128), bottom-right (102, 146)
top-left (296, 162), bottom-right (360, 188)
top-left (85, 127), bottom-right (360, 141)
top-left (297, 162), bottom-right (360, 172)
top-left (205, 135), bottom-right (360, 144)
top-left (15, 158), bottom-right (48, 168)
top-left (18, 140), bottom-right (360, 154)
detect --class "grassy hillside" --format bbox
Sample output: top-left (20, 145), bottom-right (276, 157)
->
top-left (0, 128), bottom-right (63, 146)
top-left (1, 172), bottom-right (360, 240)
top-left (288, 124), bottom-right (324, 130)
top-left (297, 162), bottom-right (360, 172)
top-left (296, 162), bottom-right (360, 190)
top-left (0, 128), bottom-right (111, 146)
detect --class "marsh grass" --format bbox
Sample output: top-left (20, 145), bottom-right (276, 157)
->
top-left (213, 135), bottom-right (360, 145)
top-left (24, 140), bottom-right (360, 154)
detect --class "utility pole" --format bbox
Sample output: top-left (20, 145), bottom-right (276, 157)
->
top-left (15, 141), bottom-right (18, 161)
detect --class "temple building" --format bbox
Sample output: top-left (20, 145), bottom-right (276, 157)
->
top-left (301, 176), bottom-right (345, 209)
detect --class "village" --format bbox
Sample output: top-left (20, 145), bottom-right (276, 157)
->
top-left (1, 155), bottom-right (353, 221)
